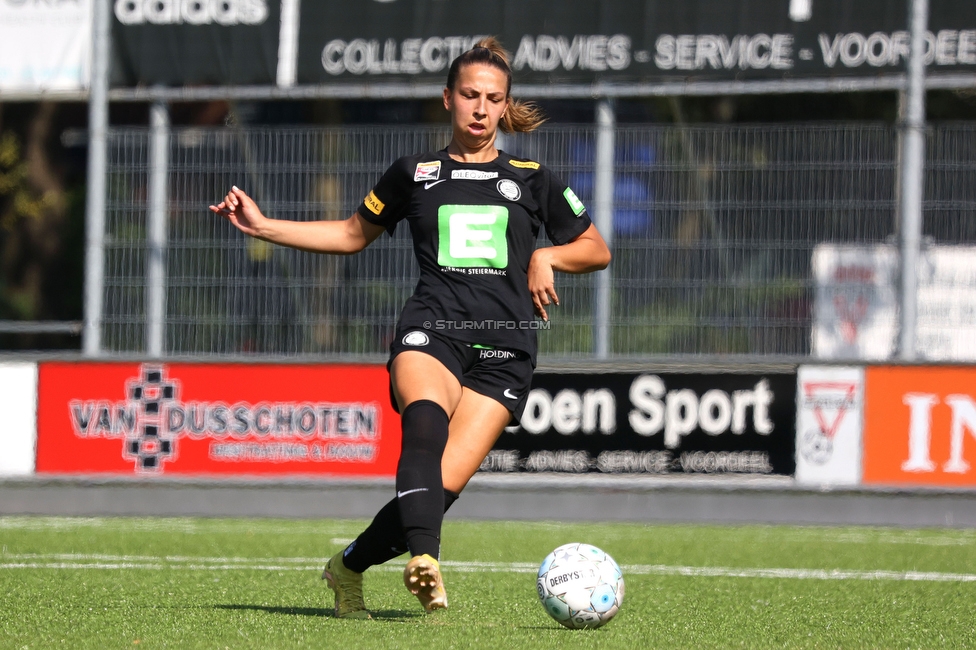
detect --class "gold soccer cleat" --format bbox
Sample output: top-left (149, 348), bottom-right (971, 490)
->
top-left (322, 551), bottom-right (370, 619)
top-left (403, 554), bottom-right (448, 612)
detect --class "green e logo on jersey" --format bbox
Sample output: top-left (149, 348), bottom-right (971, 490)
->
top-left (437, 205), bottom-right (509, 268)
top-left (564, 187), bottom-right (586, 216)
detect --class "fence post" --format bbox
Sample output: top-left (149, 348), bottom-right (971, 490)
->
top-left (593, 99), bottom-right (615, 359)
top-left (898, 0), bottom-right (928, 361)
top-left (147, 99), bottom-right (170, 357)
top-left (83, 0), bottom-right (111, 357)
top-left (276, 0), bottom-right (301, 87)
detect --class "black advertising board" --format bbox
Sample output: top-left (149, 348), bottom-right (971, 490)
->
top-left (296, 0), bottom-right (976, 86)
top-left (483, 371), bottom-right (797, 475)
top-left (111, 0), bottom-right (280, 86)
top-left (107, 1), bottom-right (976, 90)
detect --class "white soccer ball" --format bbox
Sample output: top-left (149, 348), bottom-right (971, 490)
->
top-left (536, 542), bottom-right (625, 629)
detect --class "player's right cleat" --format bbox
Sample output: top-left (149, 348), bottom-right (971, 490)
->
top-left (403, 554), bottom-right (448, 612)
top-left (322, 551), bottom-right (370, 619)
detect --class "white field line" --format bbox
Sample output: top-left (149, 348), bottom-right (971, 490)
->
top-left (4, 519), bottom-right (976, 548)
top-left (1, 553), bottom-right (975, 583)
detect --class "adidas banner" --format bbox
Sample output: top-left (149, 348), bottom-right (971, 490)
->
top-left (111, 0), bottom-right (280, 86)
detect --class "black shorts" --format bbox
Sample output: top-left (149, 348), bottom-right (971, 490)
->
top-left (387, 328), bottom-right (534, 422)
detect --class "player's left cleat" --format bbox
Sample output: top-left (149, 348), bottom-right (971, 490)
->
top-left (322, 551), bottom-right (371, 619)
top-left (403, 554), bottom-right (448, 612)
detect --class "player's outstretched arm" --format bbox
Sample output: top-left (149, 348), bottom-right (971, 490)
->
top-left (527, 223), bottom-right (611, 321)
top-left (209, 186), bottom-right (386, 254)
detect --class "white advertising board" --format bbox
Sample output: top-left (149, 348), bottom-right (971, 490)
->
top-left (0, 362), bottom-right (37, 476)
top-left (0, 0), bottom-right (92, 92)
top-left (811, 245), bottom-right (898, 360)
top-left (915, 247), bottom-right (976, 361)
top-left (795, 365), bottom-right (864, 486)
top-left (812, 244), bottom-right (976, 361)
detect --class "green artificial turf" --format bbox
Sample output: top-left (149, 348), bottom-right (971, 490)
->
top-left (1, 517), bottom-right (975, 648)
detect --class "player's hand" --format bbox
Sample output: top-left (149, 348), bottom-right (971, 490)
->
top-left (528, 248), bottom-right (559, 321)
top-left (209, 186), bottom-right (268, 238)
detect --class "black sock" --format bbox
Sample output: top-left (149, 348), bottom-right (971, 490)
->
top-left (341, 488), bottom-right (460, 573)
top-left (394, 400), bottom-right (450, 559)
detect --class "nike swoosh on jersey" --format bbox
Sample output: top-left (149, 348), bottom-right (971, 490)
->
top-left (397, 488), bottom-right (429, 498)
top-left (503, 389), bottom-right (518, 400)
top-left (424, 180), bottom-right (447, 189)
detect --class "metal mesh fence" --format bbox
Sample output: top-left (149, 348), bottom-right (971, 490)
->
top-left (100, 123), bottom-right (976, 360)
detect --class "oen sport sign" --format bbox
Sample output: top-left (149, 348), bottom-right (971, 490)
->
top-left (863, 366), bottom-right (976, 487)
top-left (482, 371), bottom-right (797, 475)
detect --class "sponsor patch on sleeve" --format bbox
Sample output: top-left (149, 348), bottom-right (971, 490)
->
top-left (364, 190), bottom-right (385, 216)
top-left (414, 161), bottom-right (441, 182)
top-left (563, 187), bottom-right (586, 216)
top-left (509, 159), bottom-right (540, 169)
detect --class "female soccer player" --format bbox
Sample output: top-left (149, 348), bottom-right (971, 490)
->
top-left (210, 37), bottom-right (610, 617)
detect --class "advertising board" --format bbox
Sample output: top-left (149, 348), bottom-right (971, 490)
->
top-left (295, 0), bottom-right (976, 86)
top-left (111, 0), bottom-right (280, 85)
top-left (0, 0), bottom-right (91, 92)
top-left (103, 0), bottom-right (976, 89)
top-left (35, 362), bottom-right (399, 477)
top-left (0, 362), bottom-right (38, 476)
top-left (794, 365), bottom-right (864, 486)
top-left (863, 366), bottom-right (976, 487)
top-left (483, 371), bottom-right (797, 475)
top-left (813, 245), bottom-right (976, 362)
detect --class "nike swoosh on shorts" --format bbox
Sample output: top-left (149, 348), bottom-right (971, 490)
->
top-left (503, 389), bottom-right (518, 400)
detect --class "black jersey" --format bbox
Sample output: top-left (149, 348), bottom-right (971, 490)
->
top-left (356, 148), bottom-right (592, 362)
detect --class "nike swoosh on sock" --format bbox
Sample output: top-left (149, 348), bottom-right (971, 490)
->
top-left (397, 488), bottom-right (429, 498)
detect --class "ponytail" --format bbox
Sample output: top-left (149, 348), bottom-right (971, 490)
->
top-left (501, 97), bottom-right (546, 134)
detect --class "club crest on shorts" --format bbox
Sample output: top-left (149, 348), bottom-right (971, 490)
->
top-left (414, 161), bottom-right (441, 182)
top-left (496, 179), bottom-right (521, 201)
top-left (402, 331), bottom-right (430, 346)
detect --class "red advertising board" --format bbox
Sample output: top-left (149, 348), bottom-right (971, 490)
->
top-left (36, 362), bottom-right (400, 477)
top-left (863, 366), bottom-right (976, 487)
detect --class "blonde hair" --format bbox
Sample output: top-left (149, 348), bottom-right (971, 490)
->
top-left (446, 36), bottom-right (546, 133)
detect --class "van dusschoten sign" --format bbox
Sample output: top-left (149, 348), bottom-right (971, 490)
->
top-left (35, 362), bottom-right (400, 477)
